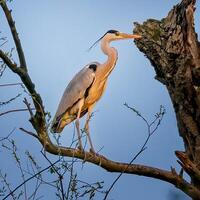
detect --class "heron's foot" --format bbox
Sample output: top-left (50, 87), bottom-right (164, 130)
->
top-left (89, 149), bottom-right (103, 157)
top-left (89, 148), bottom-right (96, 155)
top-left (77, 145), bottom-right (84, 152)
top-left (89, 149), bottom-right (103, 166)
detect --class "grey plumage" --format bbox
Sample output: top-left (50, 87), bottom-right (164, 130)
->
top-left (53, 62), bottom-right (99, 128)
top-left (51, 30), bottom-right (141, 152)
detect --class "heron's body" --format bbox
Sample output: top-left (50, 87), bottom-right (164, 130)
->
top-left (56, 62), bottom-right (107, 129)
top-left (51, 30), bottom-right (141, 152)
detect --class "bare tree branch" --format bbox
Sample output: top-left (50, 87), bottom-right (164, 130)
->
top-left (0, 83), bottom-right (23, 87)
top-left (0, 127), bottom-right (15, 141)
top-left (0, 50), bottom-right (17, 69)
top-left (0, 93), bottom-right (21, 107)
top-left (33, 140), bottom-right (200, 199)
top-left (133, 0), bottom-right (200, 193)
top-left (0, 1), bottom-right (27, 71)
top-left (41, 151), bottom-right (65, 200)
top-left (0, 170), bottom-right (16, 200)
top-left (2, 160), bottom-right (60, 200)
top-left (23, 98), bottom-right (34, 118)
top-left (0, 108), bottom-right (35, 117)
top-left (19, 128), bottom-right (39, 140)
top-left (176, 151), bottom-right (200, 183)
top-left (103, 104), bottom-right (165, 200)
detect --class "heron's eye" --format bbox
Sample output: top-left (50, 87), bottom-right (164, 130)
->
top-left (115, 32), bottom-right (120, 36)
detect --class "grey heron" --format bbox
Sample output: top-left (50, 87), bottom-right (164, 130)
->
top-left (51, 30), bottom-right (141, 152)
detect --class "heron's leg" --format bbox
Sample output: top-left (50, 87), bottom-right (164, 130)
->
top-left (84, 105), bottom-right (95, 153)
top-left (75, 99), bottom-right (84, 151)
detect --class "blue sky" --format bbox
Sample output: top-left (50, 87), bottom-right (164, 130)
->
top-left (1, 0), bottom-right (199, 199)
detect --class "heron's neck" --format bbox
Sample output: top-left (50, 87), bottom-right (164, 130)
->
top-left (99, 38), bottom-right (118, 78)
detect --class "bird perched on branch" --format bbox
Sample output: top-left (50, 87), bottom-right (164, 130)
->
top-left (51, 30), bottom-right (141, 153)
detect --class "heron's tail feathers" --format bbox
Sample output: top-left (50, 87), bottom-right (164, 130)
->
top-left (51, 113), bottom-right (75, 133)
top-left (50, 118), bottom-right (63, 133)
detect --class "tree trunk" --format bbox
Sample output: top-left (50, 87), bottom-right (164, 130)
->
top-left (134, 0), bottom-right (200, 195)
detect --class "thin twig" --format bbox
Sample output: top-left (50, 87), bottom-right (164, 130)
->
top-left (66, 156), bottom-right (75, 199)
top-left (14, 145), bottom-right (28, 200)
top-left (19, 128), bottom-right (39, 140)
top-left (0, 93), bottom-right (21, 107)
top-left (24, 153), bottom-right (42, 200)
top-left (23, 98), bottom-right (34, 117)
top-left (0, 108), bottom-right (35, 117)
top-left (0, 127), bottom-right (15, 141)
top-left (24, 153), bottom-right (57, 189)
top-left (28, 180), bottom-right (41, 200)
top-left (103, 104), bottom-right (165, 200)
top-left (0, 170), bottom-right (16, 200)
top-left (2, 160), bottom-right (60, 200)
top-left (103, 134), bottom-right (149, 200)
top-left (0, 50), bottom-right (17, 69)
top-left (40, 151), bottom-right (65, 200)
top-left (0, 83), bottom-right (23, 87)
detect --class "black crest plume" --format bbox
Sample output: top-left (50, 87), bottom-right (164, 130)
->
top-left (88, 30), bottom-right (118, 51)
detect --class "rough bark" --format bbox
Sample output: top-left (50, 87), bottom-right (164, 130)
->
top-left (134, 0), bottom-right (200, 195)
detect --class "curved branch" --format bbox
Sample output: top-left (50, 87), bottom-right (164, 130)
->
top-left (37, 137), bottom-right (200, 199)
top-left (0, 1), bottom-right (27, 71)
top-left (0, 50), bottom-right (17, 69)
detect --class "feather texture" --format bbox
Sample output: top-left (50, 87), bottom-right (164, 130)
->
top-left (53, 62), bottom-right (99, 123)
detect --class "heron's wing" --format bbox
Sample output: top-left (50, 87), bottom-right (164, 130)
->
top-left (54, 63), bottom-right (99, 120)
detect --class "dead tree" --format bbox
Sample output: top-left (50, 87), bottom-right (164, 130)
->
top-left (0, 0), bottom-right (200, 199)
top-left (134, 0), bottom-right (200, 197)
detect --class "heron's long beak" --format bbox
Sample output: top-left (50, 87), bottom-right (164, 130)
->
top-left (120, 33), bottom-right (142, 39)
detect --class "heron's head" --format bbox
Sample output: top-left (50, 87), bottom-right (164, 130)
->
top-left (89, 30), bottom-right (141, 50)
top-left (104, 30), bottom-right (142, 41)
